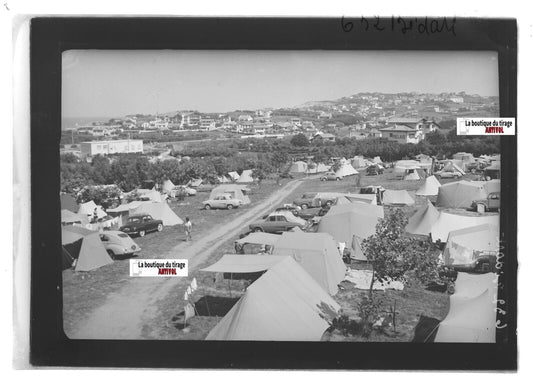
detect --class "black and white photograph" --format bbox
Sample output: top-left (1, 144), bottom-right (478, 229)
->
top-left (59, 50), bottom-right (503, 342)
top-left (23, 16), bottom-right (518, 370)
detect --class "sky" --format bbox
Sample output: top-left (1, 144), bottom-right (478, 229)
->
top-left (62, 50), bottom-right (499, 118)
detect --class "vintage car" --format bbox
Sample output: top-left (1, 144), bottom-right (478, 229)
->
top-left (293, 192), bottom-right (337, 209)
top-left (471, 192), bottom-right (501, 212)
top-left (295, 206), bottom-right (330, 221)
top-left (320, 171), bottom-right (342, 181)
top-left (366, 164), bottom-right (384, 176)
top-left (173, 185), bottom-right (197, 196)
top-left (202, 194), bottom-right (242, 210)
top-left (119, 214), bottom-right (163, 237)
top-left (436, 170), bottom-right (463, 179)
top-left (249, 212), bottom-right (307, 233)
top-left (99, 230), bottom-right (141, 259)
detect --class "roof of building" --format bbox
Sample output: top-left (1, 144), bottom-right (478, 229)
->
top-left (379, 124), bottom-right (419, 132)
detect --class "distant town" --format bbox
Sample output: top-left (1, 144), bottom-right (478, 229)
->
top-left (62, 91), bottom-right (498, 158)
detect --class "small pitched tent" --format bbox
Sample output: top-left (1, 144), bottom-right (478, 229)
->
top-left (189, 178), bottom-right (203, 188)
top-left (430, 212), bottom-right (499, 243)
top-left (130, 202), bottom-right (183, 226)
top-left (237, 170), bottom-right (254, 183)
top-left (436, 181), bottom-right (488, 209)
top-left (435, 273), bottom-right (497, 343)
top-left (405, 200), bottom-right (440, 236)
top-left (416, 175), bottom-right (441, 196)
top-left (217, 175), bottom-right (230, 183)
top-left (443, 224), bottom-right (499, 266)
top-left (318, 202), bottom-right (384, 254)
top-left (272, 232), bottom-right (346, 295)
top-left (442, 161), bottom-right (466, 175)
top-left (228, 171), bottom-right (240, 181)
top-left (61, 209), bottom-right (89, 226)
top-left (289, 161), bottom-right (308, 173)
top-left (62, 226), bottom-right (113, 272)
top-left (343, 193), bottom-right (377, 205)
top-left (373, 156), bottom-right (383, 164)
top-left (351, 156), bottom-right (366, 168)
top-left (77, 200), bottom-right (107, 219)
top-left (350, 235), bottom-right (366, 262)
top-left (205, 257), bottom-right (340, 341)
top-left (60, 194), bottom-right (79, 212)
top-left (315, 163), bottom-right (330, 173)
top-left (106, 200), bottom-right (144, 214)
top-left (383, 190), bottom-right (415, 206)
top-left (161, 179), bottom-right (176, 194)
top-left (138, 189), bottom-right (164, 203)
top-left (335, 163), bottom-right (359, 178)
top-left (209, 184), bottom-right (251, 204)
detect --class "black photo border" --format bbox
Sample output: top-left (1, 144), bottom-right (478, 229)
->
top-left (29, 17), bottom-right (517, 370)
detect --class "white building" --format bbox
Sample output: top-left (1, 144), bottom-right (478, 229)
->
top-left (80, 139), bottom-right (143, 157)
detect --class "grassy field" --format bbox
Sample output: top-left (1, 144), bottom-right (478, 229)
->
top-left (64, 170), bottom-right (478, 340)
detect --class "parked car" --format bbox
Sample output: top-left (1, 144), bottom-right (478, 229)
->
top-left (174, 185), bottom-right (197, 196)
top-left (99, 230), bottom-right (141, 259)
top-left (274, 204), bottom-right (301, 216)
top-left (203, 194), bottom-right (242, 210)
top-left (436, 170), bottom-right (463, 179)
top-left (249, 212), bottom-right (307, 233)
top-left (293, 192), bottom-right (336, 209)
top-left (471, 192), bottom-right (501, 212)
top-left (452, 254), bottom-right (498, 274)
top-left (119, 214), bottom-right (163, 237)
top-left (295, 206), bottom-right (330, 221)
top-left (320, 171), bottom-right (342, 181)
top-left (366, 164), bottom-right (384, 176)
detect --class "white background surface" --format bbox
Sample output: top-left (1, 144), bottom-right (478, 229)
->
top-left (2, 0), bottom-right (530, 380)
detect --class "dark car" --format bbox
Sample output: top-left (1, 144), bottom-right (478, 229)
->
top-left (366, 164), bottom-right (384, 176)
top-left (295, 206), bottom-right (330, 221)
top-left (119, 214), bottom-right (163, 237)
top-left (471, 192), bottom-right (501, 212)
top-left (249, 212), bottom-right (307, 234)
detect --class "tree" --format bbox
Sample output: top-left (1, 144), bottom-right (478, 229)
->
top-left (290, 133), bottom-right (309, 147)
top-left (360, 209), bottom-right (440, 336)
top-left (425, 130), bottom-right (446, 146)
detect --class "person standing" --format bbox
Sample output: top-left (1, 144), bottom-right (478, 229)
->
top-left (184, 217), bottom-right (193, 241)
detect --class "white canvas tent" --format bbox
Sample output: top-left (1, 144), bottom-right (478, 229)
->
top-left (405, 200), bottom-right (440, 236)
top-left (272, 232), bottom-right (346, 295)
top-left (416, 175), bottom-right (441, 196)
top-left (228, 171), bottom-right (240, 181)
top-left (61, 209), bottom-right (89, 226)
top-left (351, 156), bottom-right (366, 168)
top-left (335, 163), bottom-right (359, 178)
top-left (210, 184), bottom-right (251, 205)
top-left (161, 179), bottom-right (176, 194)
top-left (435, 273), bottom-right (497, 343)
top-left (61, 226), bottom-right (113, 272)
top-left (382, 190), bottom-right (415, 206)
top-left (217, 175), bottom-right (230, 183)
top-left (289, 161), bottom-right (308, 173)
top-left (237, 169), bottom-right (254, 183)
top-left (404, 170), bottom-right (421, 181)
top-left (430, 212), bottom-right (499, 243)
top-left (201, 254), bottom-right (288, 273)
top-left (436, 181), bottom-right (487, 209)
top-left (106, 200), bottom-right (144, 213)
top-left (205, 256), bottom-right (340, 341)
top-left (130, 202), bottom-right (183, 226)
top-left (443, 224), bottom-right (499, 267)
top-left (77, 200), bottom-right (107, 219)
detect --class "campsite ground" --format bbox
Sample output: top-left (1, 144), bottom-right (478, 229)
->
top-left (63, 169), bottom-right (476, 341)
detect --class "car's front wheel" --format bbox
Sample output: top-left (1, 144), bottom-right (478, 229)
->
top-left (107, 250), bottom-right (116, 260)
top-left (157, 224), bottom-right (163, 232)
top-left (205, 204), bottom-right (211, 210)
top-left (139, 230), bottom-right (146, 237)
top-left (301, 204), bottom-right (308, 209)
top-left (227, 204), bottom-right (234, 210)
top-left (253, 227), bottom-right (263, 232)
top-left (325, 200), bottom-right (333, 207)
top-left (336, 177), bottom-right (341, 181)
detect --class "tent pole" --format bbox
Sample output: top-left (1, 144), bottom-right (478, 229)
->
top-left (228, 273), bottom-right (233, 298)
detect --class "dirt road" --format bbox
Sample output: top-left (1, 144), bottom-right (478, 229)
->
top-left (70, 178), bottom-right (305, 339)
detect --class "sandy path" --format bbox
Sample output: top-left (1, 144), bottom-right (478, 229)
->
top-left (70, 179), bottom-right (305, 339)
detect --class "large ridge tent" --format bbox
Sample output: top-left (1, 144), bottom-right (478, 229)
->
top-left (318, 202), bottom-right (384, 258)
top-left (272, 232), bottom-right (346, 295)
top-left (77, 200), bottom-right (107, 219)
top-left (441, 161), bottom-right (466, 175)
top-left (106, 200), bottom-right (144, 214)
top-left (130, 202), bottom-right (183, 226)
top-left (161, 179), bottom-right (176, 194)
top-left (335, 163), bottom-right (359, 178)
top-left (435, 273), bottom-right (497, 343)
top-left (405, 200), bottom-right (440, 236)
top-left (205, 256), bottom-right (340, 341)
top-left (416, 175), bottom-right (441, 196)
top-left (60, 194), bottom-right (79, 212)
top-left (61, 226), bottom-right (113, 272)
top-left (443, 224), bottom-right (499, 267)
top-left (201, 254), bottom-right (289, 273)
top-left (289, 161), bottom-right (308, 173)
top-left (209, 184), bottom-right (251, 205)
top-left (436, 181), bottom-right (488, 209)
top-left (453, 152), bottom-right (476, 165)
top-left (382, 190), bottom-right (415, 206)
top-left (430, 212), bottom-right (499, 243)
top-left (237, 170), bottom-right (254, 183)
top-left (61, 209), bottom-right (89, 226)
